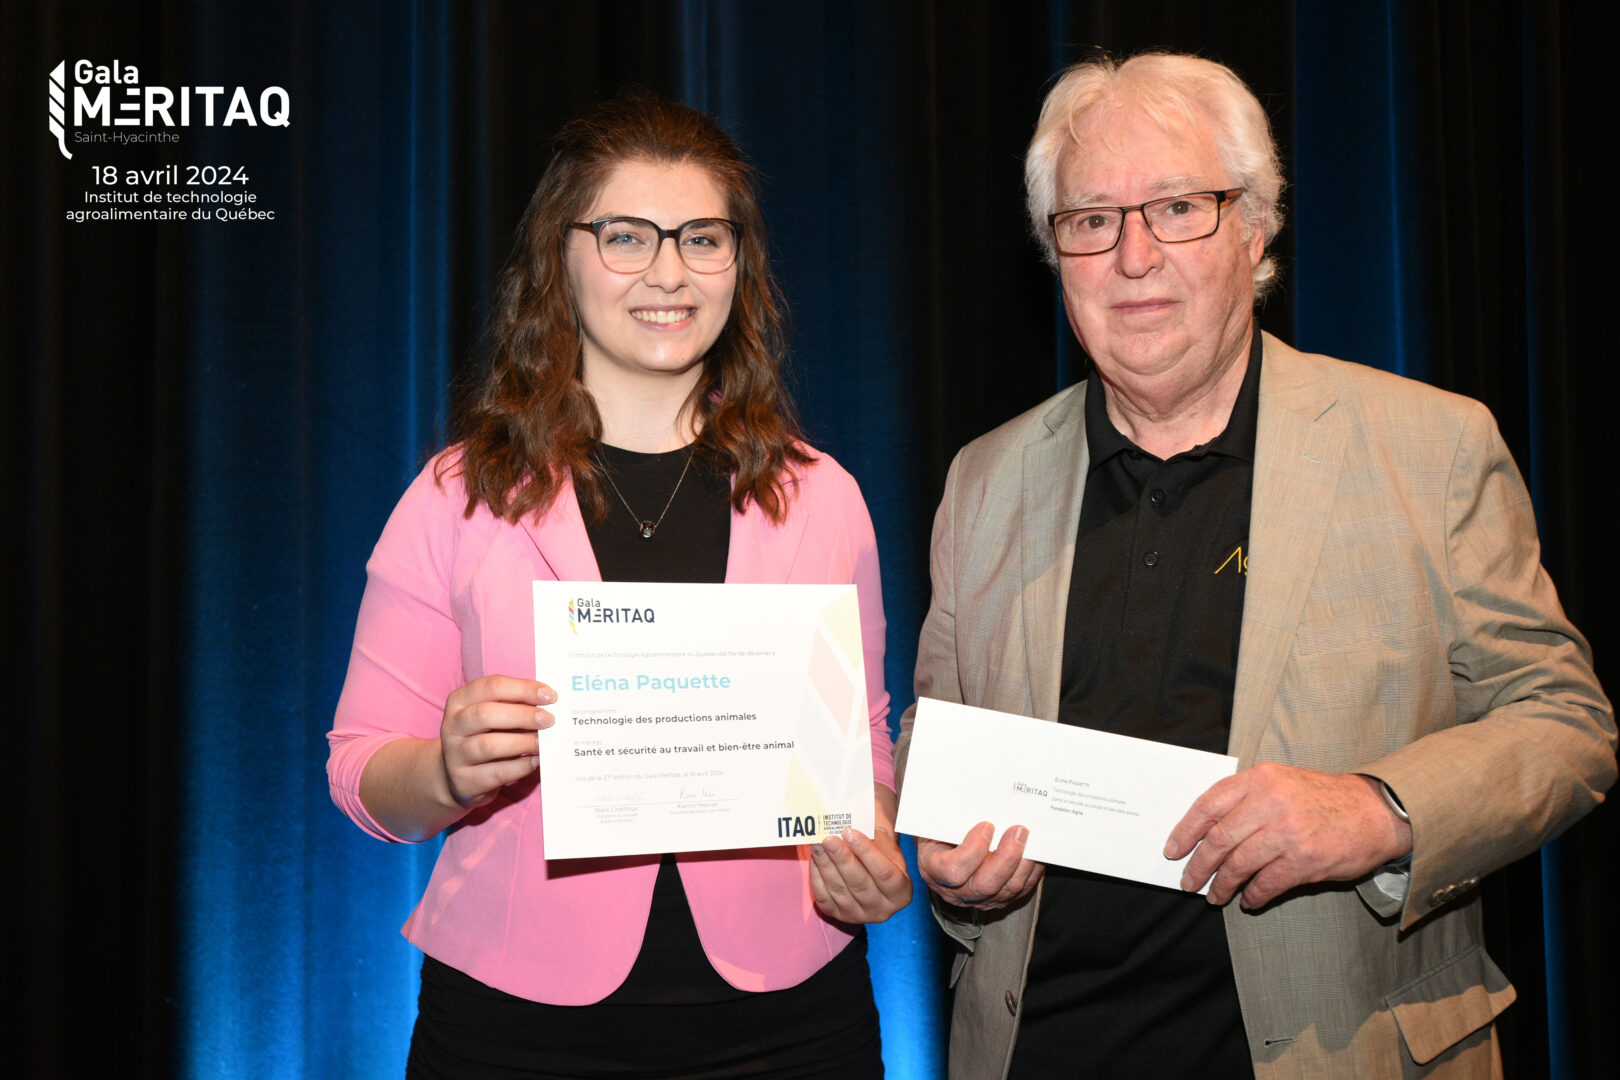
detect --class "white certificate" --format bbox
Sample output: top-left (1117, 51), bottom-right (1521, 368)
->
top-left (533, 581), bottom-right (874, 859)
top-left (896, 697), bottom-right (1238, 891)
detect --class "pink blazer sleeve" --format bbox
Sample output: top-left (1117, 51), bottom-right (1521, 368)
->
top-left (326, 457), bottom-right (475, 842)
top-left (844, 471), bottom-right (895, 789)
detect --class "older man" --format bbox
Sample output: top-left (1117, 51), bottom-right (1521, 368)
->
top-left (896, 53), bottom-right (1615, 1079)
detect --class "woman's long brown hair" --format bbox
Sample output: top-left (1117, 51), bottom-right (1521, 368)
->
top-left (444, 93), bottom-right (811, 524)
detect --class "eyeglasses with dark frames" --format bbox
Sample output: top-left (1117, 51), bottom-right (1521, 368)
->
top-left (1047, 189), bottom-right (1244, 256)
top-left (570, 216), bottom-right (741, 274)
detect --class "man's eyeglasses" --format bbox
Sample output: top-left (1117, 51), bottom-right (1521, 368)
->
top-left (1047, 189), bottom-right (1244, 256)
top-left (570, 217), bottom-right (740, 274)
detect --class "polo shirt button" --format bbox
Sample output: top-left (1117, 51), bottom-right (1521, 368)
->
top-left (1143, 551), bottom-right (1159, 567)
top-left (1149, 489), bottom-right (1166, 506)
top-left (1005, 990), bottom-right (1018, 1015)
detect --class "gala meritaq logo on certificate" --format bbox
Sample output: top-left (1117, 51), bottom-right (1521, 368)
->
top-left (49, 57), bottom-right (291, 224)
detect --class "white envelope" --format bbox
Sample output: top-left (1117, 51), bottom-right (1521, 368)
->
top-left (897, 697), bottom-right (1237, 891)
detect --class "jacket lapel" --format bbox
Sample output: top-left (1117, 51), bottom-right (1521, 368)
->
top-left (1023, 385), bottom-right (1091, 722)
top-left (1229, 336), bottom-right (1347, 765)
top-left (519, 476), bottom-right (604, 582)
top-left (724, 469), bottom-right (808, 584)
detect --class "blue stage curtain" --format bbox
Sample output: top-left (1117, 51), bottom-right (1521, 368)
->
top-left (1295, 6), bottom-right (1620, 1075)
top-left (175, 4), bottom-right (456, 1075)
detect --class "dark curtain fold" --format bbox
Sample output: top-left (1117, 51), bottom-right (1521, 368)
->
top-left (1400, 5), bottom-right (1620, 1077)
top-left (6, 2), bottom-right (1613, 1077)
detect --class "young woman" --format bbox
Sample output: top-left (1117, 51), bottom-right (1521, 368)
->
top-left (327, 95), bottom-right (909, 1078)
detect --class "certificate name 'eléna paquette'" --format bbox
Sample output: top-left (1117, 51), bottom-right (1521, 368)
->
top-left (532, 582), bottom-right (875, 860)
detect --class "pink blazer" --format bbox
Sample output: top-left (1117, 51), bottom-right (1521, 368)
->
top-left (327, 448), bottom-right (893, 1004)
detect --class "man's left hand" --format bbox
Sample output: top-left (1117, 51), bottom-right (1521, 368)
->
top-left (1165, 763), bottom-right (1414, 908)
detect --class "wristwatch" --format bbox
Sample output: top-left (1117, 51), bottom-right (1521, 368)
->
top-left (1377, 780), bottom-right (1410, 822)
top-left (1375, 779), bottom-right (1412, 868)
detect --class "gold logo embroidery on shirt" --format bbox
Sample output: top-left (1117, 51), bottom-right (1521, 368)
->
top-left (1214, 545), bottom-right (1247, 575)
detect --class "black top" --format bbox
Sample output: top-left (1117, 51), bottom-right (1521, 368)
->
top-left (586, 443), bottom-right (733, 588)
top-left (589, 443), bottom-right (740, 1007)
top-left (1009, 332), bottom-right (1262, 1080)
top-left (407, 443), bottom-right (880, 1079)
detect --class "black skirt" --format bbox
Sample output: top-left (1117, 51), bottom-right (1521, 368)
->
top-left (406, 859), bottom-right (882, 1080)
top-left (406, 938), bottom-right (881, 1080)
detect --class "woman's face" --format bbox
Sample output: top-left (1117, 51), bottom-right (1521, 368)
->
top-left (567, 160), bottom-right (738, 395)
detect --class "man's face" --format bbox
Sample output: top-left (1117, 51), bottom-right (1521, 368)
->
top-left (1055, 103), bottom-right (1263, 395)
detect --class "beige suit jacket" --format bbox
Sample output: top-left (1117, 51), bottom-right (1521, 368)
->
top-left (895, 334), bottom-right (1615, 1079)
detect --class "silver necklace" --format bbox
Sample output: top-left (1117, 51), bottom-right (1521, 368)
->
top-left (596, 447), bottom-right (696, 540)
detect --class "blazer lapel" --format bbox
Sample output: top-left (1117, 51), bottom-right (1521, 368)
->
top-left (725, 470), bottom-right (808, 584)
top-left (1230, 336), bottom-right (1347, 765)
top-left (519, 476), bottom-right (604, 582)
top-left (1023, 385), bottom-right (1090, 722)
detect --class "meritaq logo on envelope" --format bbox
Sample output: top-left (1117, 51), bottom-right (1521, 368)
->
top-left (777, 589), bottom-right (871, 839)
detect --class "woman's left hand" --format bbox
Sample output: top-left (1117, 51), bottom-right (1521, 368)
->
top-left (809, 825), bottom-right (913, 924)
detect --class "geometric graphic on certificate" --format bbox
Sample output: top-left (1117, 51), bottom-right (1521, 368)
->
top-left (533, 582), bottom-right (874, 859)
top-left (788, 591), bottom-right (867, 831)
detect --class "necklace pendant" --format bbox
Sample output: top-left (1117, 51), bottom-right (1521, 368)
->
top-left (595, 447), bottom-right (695, 544)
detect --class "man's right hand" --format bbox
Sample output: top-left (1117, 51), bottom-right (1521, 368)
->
top-left (917, 821), bottom-right (1045, 910)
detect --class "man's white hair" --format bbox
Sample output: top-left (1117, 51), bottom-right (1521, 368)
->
top-left (1024, 52), bottom-right (1287, 299)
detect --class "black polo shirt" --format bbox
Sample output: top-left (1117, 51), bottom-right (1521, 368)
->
top-left (1008, 331), bottom-right (1261, 1080)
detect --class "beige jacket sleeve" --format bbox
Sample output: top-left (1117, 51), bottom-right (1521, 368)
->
top-left (1353, 399), bottom-right (1615, 929)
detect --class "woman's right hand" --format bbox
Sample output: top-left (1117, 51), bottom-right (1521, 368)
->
top-left (440, 675), bottom-right (557, 808)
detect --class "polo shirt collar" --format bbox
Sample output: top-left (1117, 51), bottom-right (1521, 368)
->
top-left (1084, 325), bottom-right (1263, 470)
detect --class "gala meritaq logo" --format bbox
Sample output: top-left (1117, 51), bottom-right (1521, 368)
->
top-left (47, 58), bottom-right (291, 159)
